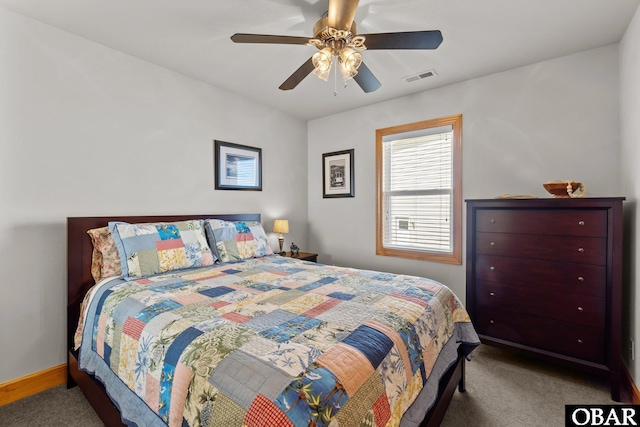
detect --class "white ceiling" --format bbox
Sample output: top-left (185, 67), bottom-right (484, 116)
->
top-left (1, 0), bottom-right (638, 120)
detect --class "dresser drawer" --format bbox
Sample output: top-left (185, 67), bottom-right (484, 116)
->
top-left (475, 255), bottom-right (606, 297)
top-left (476, 232), bottom-right (606, 265)
top-left (475, 281), bottom-right (605, 328)
top-left (476, 209), bottom-right (607, 237)
top-left (474, 310), bottom-right (605, 363)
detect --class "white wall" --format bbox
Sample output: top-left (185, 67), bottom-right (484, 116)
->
top-left (620, 3), bottom-right (640, 379)
top-left (0, 8), bottom-right (308, 383)
top-left (308, 45), bottom-right (621, 302)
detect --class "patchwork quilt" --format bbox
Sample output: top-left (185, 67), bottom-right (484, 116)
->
top-left (78, 256), bottom-right (479, 427)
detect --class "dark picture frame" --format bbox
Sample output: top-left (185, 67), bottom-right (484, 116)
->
top-left (214, 140), bottom-right (262, 191)
top-left (322, 149), bottom-right (355, 198)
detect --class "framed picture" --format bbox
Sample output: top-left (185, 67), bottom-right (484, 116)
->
top-left (214, 140), bottom-right (262, 191)
top-left (322, 149), bottom-right (354, 198)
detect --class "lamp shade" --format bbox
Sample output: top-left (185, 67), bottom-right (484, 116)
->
top-left (273, 219), bottom-right (289, 234)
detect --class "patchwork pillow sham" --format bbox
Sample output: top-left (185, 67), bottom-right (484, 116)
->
top-left (109, 220), bottom-right (215, 278)
top-left (204, 219), bottom-right (273, 263)
top-left (87, 226), bottom-right (122, 282)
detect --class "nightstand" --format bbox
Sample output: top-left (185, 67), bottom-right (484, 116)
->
top-left (285, 251), bottom-right (318, 262)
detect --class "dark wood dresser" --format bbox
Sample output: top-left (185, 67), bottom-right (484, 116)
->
top-left (465, 197), bottom-right (624, 401)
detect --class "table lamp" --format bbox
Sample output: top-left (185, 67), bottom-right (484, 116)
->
top-left (273, 219), bottom-right (289, 255)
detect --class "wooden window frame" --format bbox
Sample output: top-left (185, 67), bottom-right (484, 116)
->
top-left (375, 114), bottom-right (462, 264)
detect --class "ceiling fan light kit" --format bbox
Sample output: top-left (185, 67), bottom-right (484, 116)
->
top-left (308, 18), bottom-right (366, 84)
top-left (230, 0), bottom-right (443, 93)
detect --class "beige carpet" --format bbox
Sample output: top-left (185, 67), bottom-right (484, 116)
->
top-left (441, 344), bottom-right (616, 426)
top-left (0, 344), bottom-right (616, 426)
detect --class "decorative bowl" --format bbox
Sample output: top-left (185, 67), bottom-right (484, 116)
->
top-left (543, 181), bottom-right (584, 198)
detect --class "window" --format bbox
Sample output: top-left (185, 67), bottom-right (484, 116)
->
top-left (376, 115), bottom-right (462, 264)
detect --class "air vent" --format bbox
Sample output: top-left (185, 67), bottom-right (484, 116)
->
top-left (403, 69), bottom-right (437, 83)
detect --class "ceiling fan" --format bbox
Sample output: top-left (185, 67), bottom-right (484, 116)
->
top-left (230, 0), bottom-right (443, 93)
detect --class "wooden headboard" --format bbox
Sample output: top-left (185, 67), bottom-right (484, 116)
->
top-left (66, 213), bottom-right (261, 351)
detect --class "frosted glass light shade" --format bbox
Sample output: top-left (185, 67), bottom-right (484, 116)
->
top-left (339, 48), bottom-right (362, 81)
top-left (312, 48), bottom-right (332, 81)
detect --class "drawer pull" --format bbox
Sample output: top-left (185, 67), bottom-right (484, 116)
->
top-left (490, 241), bottom-right (496, 246)
top-left (577, 339), bottom-right (583, 344)
top-left (491, 219), bottom-right (495, 224)
top-left (490, 320), bottom-right (494, 324)
top-left (490, 266), bottom-right (496, 271)
top-left (578, 248), bottom-right (585, 253)
top-left (489, 292), bottom-right (495, 297)
top-left (577, 306), bottom-right (584, 312)
top-left (578, 276), bottom-right (585, 282)
top-left (578, 220), bottom-right (585, 226)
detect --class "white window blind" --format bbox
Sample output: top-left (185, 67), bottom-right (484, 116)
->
top-left (381, 126), bottom-right (453, 253)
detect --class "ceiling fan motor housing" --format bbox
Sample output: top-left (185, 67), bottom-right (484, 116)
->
top-left (312, 16), bottom-right (362, 52)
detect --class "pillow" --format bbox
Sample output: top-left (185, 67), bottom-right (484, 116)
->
top-left (109, 220), bottom-right (214, 278)
top-left (87, 226), bottom-right (122, 282)
top-left (205, 219), bottom-right (273, 263)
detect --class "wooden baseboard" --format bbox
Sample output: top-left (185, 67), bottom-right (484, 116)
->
top-left (0, 364), bottom-right (66, 407)
top-left (622, 362), bottom-right (640, 404)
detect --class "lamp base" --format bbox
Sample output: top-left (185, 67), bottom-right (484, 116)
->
top-left (278, 236), bottom-right (285, 256)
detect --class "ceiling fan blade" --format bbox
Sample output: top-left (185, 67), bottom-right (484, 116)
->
top-left (362, 30), bottom-right (443, 50)
top-left (353, 62), bottom-right (381, 93)
top-left (231, 33), bottom-right (311, 45)
top-left (328, 0), bottom-right (359, 31)
top-left (279, 57), bottom-right (316, 90)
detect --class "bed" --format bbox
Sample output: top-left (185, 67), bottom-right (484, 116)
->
top-left (67, 213), bottom-right (479, 427)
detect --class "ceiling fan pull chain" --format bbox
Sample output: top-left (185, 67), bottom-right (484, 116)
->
top-left (334, 57), bottom-right (339, 96)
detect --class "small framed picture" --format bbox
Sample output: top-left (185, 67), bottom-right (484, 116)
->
top-left (322, 149), bottom-right (354, 198)
top-left (214, 140), bottom-right (262, 191)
